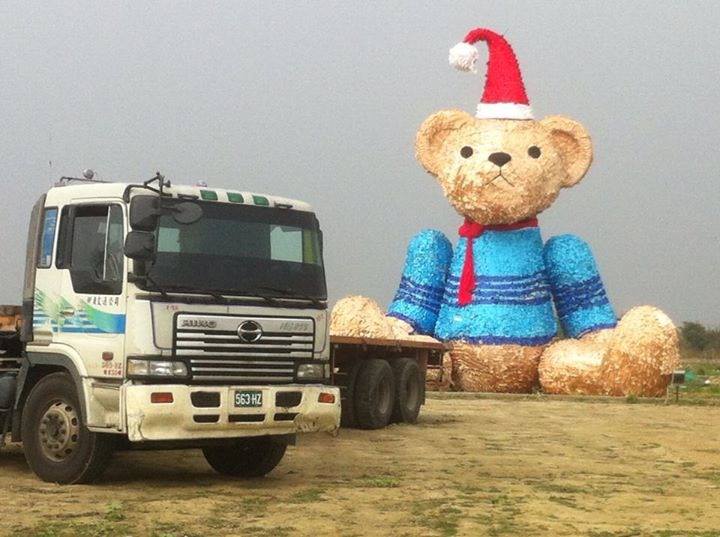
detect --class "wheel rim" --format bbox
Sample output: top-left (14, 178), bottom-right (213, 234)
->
top-left (38, 400), bottom-right (80, 462)
top-left (377, 377), bottom-right (391, 415)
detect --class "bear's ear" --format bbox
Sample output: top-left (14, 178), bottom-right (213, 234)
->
top-left (540, 115), bottom-right (593, 188)
top-left (416, 109), bottom-right (475, 175)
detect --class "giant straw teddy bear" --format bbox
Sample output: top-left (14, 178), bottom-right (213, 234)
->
top-left (332, 28), bottom-right (679, 396)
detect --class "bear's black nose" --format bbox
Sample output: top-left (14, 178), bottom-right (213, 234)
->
top-left (488, 152), bottom-right (512, 167)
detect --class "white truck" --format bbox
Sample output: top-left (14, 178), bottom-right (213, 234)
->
top-left (0, 173), bottom-right (445, 484)
top-left (0, 174), bottom-right (342, 483)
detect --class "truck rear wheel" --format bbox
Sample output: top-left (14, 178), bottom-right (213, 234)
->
top-left (202, 437), bottom-right (287, 477)
top-left (390, 358), bottom-right (423, 424)
top-left (21, 372), bottom-right (114, 484)
top-left (354, 359), bottom-right (395, 429)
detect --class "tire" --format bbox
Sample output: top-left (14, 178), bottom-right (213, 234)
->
top-left (202, 437), bottom-right (287, 477)
top-left (21, 372), bottom-right (114, 484)
top-left (354, 359), bottom-right (395, 430)
top-left (390, 358), bottom-right (424, 424)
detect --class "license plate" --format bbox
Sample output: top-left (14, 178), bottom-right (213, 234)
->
top-left (234, 390), bottom-right (263, 407)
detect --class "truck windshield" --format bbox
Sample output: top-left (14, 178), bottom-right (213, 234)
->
top-left (144, 200), bottom-right (326, 300)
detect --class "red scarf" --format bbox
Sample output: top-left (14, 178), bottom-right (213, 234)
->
top-left (457, 217), bottom-right (539, 305)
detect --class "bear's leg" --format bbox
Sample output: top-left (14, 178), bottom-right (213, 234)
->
top-left (538, 330), bottom-right (612, 395)
top-left (450, 342), bottom-right (546, 393)
top-left (539, 306), bottom-right (680, 396)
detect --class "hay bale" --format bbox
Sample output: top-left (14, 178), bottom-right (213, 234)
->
top-left (449, 342), bottom-right (544, 393)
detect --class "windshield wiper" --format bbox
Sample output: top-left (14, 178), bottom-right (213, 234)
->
top-left (168, 286), bottom-right (230, 304)
top-left (254, 286), bottom-right (324, 306)
top-left (144, 273), bottom-right (169, 298)
top-left (206, 291), bottom-right (227, 302)
top-left (202, 287), bottom-right (282, 305)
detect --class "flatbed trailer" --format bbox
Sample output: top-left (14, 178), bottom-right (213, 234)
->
top-left (329, 335), bottom-right (446, 429)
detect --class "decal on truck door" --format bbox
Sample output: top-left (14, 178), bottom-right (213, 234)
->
top-left (33, 289), bottom-right (126, 334)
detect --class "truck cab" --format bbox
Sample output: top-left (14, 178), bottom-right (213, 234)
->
top-left (1, 175), bottom-right (340, 483)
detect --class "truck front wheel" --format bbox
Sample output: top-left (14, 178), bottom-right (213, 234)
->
top-left (21, 372), bottom-right (114, 484)
top-left (202, 437), bottom-right (287, 477)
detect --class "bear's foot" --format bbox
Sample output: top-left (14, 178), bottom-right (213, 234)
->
top-left (600, 306), bottom-right (679, 397)
top-left (449, 342), bottom-right (545, 393)
top-left (539, 306), bottom-right (679, 397)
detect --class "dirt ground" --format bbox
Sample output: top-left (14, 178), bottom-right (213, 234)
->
top-left (1, 397), bottom-right (719, 537)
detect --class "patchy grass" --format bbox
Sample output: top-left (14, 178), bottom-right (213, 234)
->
top-left (3, 398), bottom-right (720, 536)
top-left (287, 487), bottom-right (325, 503)
top-left (104, 502), bottom-right (124, 523)
top-left (15, 519), bottom-right (204, 537)
top-left (676, 356), bottom-right (720, 402)
top-left (412, 499), bottom-right (462, 536)
top-left (357, 474), bottom-right (400, 488)
top-left (15, 519), bottom-right (131, 537)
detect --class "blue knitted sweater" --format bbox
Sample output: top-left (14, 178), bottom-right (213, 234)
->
top-left (387, 226), bottom-right (617, 345)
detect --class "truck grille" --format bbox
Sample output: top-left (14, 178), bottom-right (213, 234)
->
top-left (174, 314), bottom-right (314, 384)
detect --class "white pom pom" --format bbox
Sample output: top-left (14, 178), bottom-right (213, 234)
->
top-left (449, 42), bottom-right (479, 72)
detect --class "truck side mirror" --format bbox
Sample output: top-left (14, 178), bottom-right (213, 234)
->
top-left (124, 231), bottom-right (156, 261)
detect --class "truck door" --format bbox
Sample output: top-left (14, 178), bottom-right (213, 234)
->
top-left (52, 203), bottom-right (127, 379)
top-left (29, 199), bottom-right (58, 345)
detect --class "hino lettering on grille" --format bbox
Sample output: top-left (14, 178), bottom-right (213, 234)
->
top-left (181, 319), bottom-right (217, 328)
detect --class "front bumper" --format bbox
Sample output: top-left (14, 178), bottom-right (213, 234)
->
top-left (123, 383), bottom-right (340, 442)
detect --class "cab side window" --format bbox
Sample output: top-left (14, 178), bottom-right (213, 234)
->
top-left (37, 207), bottom-right (58, 268)
top-left (57, 204), bottom-right (124, 295)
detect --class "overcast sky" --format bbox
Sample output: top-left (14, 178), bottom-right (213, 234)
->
top-left (1, 1), bottom-right (719, 325)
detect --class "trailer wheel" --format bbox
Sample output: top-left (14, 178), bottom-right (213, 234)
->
top-left (202, 437), bottom-right (287, 477)
top-left (21, 372), bottom-right (114, 484)
top-left (390, 358), bottom-right (424, 424)
top-left (354, 359), bottom-right (395, 429)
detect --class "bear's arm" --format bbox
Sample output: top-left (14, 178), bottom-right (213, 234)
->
top-left (543, 234), bottom-right (618, 338)
top-left (387, 229), bottom-right (453, 335)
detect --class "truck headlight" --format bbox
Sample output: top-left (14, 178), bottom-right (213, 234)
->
top-left (127, 358), bottom-right (188, 378)
top-left (296, 363), bottom-right (326, 380)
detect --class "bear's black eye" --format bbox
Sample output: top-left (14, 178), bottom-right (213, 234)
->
top-left (460, 146), bottom-right (473, 158)
top-left (528, 146), bottom-right (541, 159)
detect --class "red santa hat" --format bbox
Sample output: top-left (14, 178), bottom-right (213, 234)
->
top-left (449, 28), bottom-right (533, 120)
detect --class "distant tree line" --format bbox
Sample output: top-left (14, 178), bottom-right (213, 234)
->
top-left (680, 322), bottom-right (720, 352)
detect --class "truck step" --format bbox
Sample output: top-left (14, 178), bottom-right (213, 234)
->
top-left (0, 357), bottom-right (21, 374)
